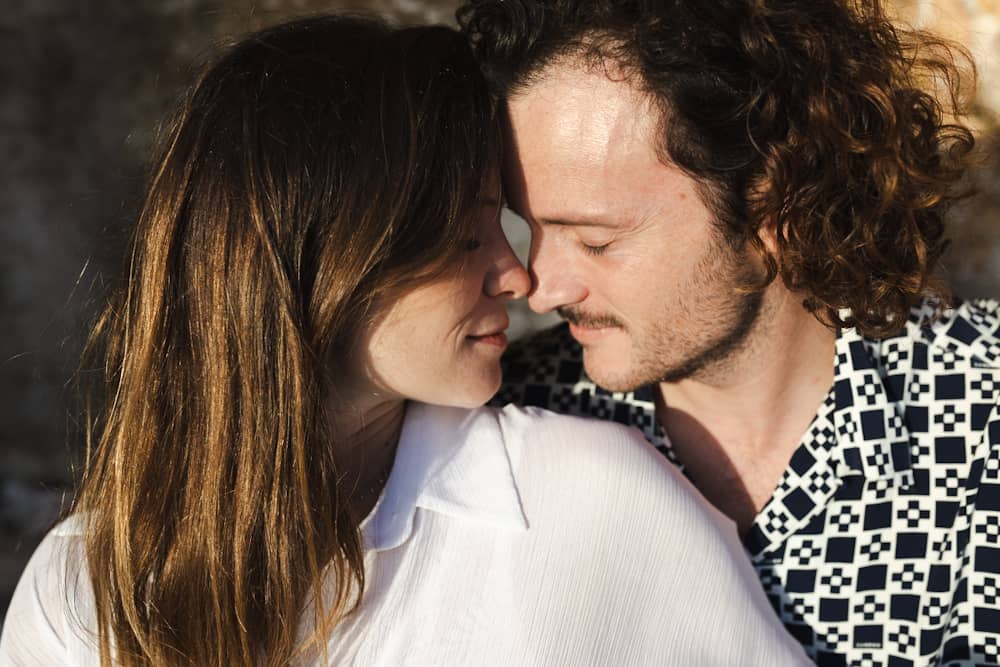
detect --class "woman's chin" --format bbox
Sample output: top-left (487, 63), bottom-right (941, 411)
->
top-left (430, 371), bottom-right (502, 410)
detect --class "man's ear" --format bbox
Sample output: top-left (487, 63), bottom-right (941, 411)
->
top-left (745, 176), bottom-right (781, 260)
top-left (758, 215), bottom-right (780, 257)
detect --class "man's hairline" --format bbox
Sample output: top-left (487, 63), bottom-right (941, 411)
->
top-left (501, 51), bottom-right (726, 238)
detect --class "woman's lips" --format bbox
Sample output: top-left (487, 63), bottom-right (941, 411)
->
top-left (469, 332), bottom-right (508, 348)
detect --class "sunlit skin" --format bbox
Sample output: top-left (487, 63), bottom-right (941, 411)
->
top-left (331, 192), bottom-right (530, 517)
top-left (363, 195), bottom-right (529, 408)
top-left (503, 61), bottom-right (835, 533)
top-left (502, 65), bottom-right (763, 392)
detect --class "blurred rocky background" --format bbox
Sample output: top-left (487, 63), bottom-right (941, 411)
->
top-left (0, 0), bottom-right (997, 621)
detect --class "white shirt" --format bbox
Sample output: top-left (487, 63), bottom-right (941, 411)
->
top-left (1, 403), bottom-right (809, 666)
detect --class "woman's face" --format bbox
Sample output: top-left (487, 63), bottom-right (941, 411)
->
top-left (362, 195), bottom-right (531, 408)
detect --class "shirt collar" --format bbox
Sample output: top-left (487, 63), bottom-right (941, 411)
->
top-left (830, 324), bottom-right (914, 486)
top-left (363, 402), bottom-right (529, 553)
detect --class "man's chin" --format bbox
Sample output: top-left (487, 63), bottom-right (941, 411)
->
top-left (581, 349), bottom-right (643, 394)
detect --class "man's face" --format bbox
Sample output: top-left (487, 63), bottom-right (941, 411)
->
top-left (503, 61), bottom-right (762, 392)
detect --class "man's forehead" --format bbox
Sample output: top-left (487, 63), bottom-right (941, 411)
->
top-left (505, 61), bottom-right (657, 164)
top-left (502, 63), bottom-right (668, 223)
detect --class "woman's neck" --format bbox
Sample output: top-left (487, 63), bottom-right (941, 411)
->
top-left (328, 394), bottom-right (406, 521)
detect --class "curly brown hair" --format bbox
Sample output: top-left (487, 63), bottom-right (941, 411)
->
top-left (459, 0), bottom-right (978, 337)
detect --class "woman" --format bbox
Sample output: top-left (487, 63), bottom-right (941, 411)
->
top-left (0, 15), bottom-right (809, 666)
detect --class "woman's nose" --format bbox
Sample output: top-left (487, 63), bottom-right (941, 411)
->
top-left (484, 242), bottom-right (531, 300)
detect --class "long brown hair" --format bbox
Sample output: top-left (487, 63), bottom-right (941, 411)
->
top-left (460, 0), bottom-right (978, 337)
top-left (72, 15), bottom-right (498, 666)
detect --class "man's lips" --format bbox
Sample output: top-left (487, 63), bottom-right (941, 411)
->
top-left (567, 321), bottom-right (618, 343)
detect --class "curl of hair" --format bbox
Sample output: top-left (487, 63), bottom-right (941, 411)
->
top-left (460, 0), bottom-right (978, 336)
top-left (73, 15), bottom-right (498, 667)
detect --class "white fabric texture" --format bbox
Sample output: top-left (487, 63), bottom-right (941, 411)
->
top-left (1, 403), bottom-right (810, 666)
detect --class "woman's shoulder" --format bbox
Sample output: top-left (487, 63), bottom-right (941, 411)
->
top-left (0, 515), bottom-right (97, 665)
top-left (409, 402), bottom-right (677, 509)
top-left (492, 403), bottom-right (680, 481)
top-left (405, 402), bottom-right (642, 466)
top-left (10, 514), bottom-right (87, 584)
top-left (411, 401), bottom-right (636, 443)
top-left (408, 403), bottom-right (726, 528)
top-left (488, 403), bottom-right (719, 519)
top-left (488, 405), bottom-right (809, 665)
top-left (494, 402), bottom-right (638, 439)
top-left (22, 514), bottom-right (88, 578)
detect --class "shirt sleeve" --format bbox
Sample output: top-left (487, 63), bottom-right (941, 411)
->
top-left (0, 522), bottom-right (93, 666)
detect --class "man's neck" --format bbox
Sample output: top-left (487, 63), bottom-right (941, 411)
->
top-left (657, 288), bottom-right (836, 535)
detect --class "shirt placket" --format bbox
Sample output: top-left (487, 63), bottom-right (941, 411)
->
top-left (747, 398), bottom-right (843, 560)
top-left (832, 339), bottom-right (914, 489)
top-left (747, 333), bottom-right (915, 561)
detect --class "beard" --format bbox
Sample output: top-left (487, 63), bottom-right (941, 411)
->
top-left (563, 232), bottom-right (766, 392)
top-left (645, 286), bottom-right (763, 384)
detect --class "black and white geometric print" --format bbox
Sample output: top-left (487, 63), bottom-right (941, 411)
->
top-left (492, 298), bottom-right (1000, 666)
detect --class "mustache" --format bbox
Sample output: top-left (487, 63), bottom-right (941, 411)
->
top-left (557, 307), bottom-right (623, 329)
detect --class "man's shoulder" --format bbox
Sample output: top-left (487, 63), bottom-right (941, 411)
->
top-left (893, 297), bottom-right (1000, 368)
top-left (866, 297), bottom-right (1000, 468)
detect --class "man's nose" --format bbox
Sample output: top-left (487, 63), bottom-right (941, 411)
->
top-left (526, 232), bottom-right (587, 314)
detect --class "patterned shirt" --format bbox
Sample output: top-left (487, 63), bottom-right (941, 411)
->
top-left (493, 298), bottom-right (1000, 667)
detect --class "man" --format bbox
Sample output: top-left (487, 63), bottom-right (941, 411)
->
top-left (460, 0), bottom-right (1000, 665)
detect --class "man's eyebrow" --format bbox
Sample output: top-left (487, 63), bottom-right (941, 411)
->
top-left (539, 217), bottom-right (617, 228)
